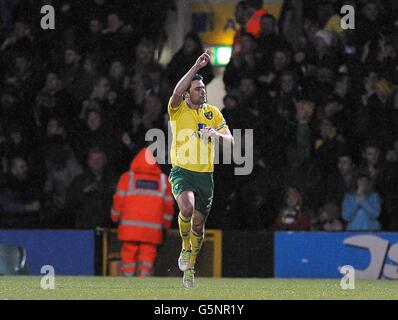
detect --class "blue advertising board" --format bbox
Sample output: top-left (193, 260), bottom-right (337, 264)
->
top-left (0, 230), bottom-right (95, 275)
top-left (275, 232), bottom-right (398, 279)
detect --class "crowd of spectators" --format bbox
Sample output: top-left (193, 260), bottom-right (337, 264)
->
top-left (0, 0), bottom-right (398, 232)
top-left (0, 0), bottom-right (173, 229)
top-left (213, 0), bottom-right (398, 232)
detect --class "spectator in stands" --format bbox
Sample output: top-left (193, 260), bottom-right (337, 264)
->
top-left (342, 169), bottom-right (381, 231)
top-left (4, 124), bottom-right (31, 160)
top-left (224, 32), bottom-right (261, 90)
top-left (386, 90), bottom-right (398, 139)
top-left (258, 49), bottom-right (293, 91)
top-left (141, 93), bottom-right (165, 131)
top-left (355, 0), bottom-right (391, 48)
top-left (295, 100), bottom-right (316, 159)
top-left (270, 71), bottom-right (301, 123)
top-left (100, 11), bottom-right (136, 64)
top-left (359, 142), bottom-right (386, 188)
top-left (315, 116), bottom-right (347, 179)
top-left (167, 31), bottom-right (214, 87)
top-left (325, 150), bottom-right (355, 206)
top-left (313, 203), bottom-right (344, 231)
top-left (119, 109), bottom-right (146, 173)
top-left (140, 63), bottom-right (171, 104)
top-left (43, 142), bottom-right (83, 228)
top-left (279, 1), bottom-right (317, 49)
top-left (3, 52), bottom-right (38, 101)
top-left (258, 14), bottom-right (291, 68)
top-left (222, 90), bottom-right (241, 130)
top-left (34, 71), bottom-right (75, 127)
top-left (279, 144), bottom-right (323, 212)
top-left (80, 16), bottom-right (104, 57)
top-left (229, 160), bottom-right (280, 230)
top-left (130, 38), bottom-right (156, 105)
top-left (273, 186), bottom-right (311, 231)
top-left (246, 0), bottom-right (267, 38)
top-left (66, 147), bottom-right (116, 229)
top-left (74, 107), bottom-right (115, 166)
top-left (60, 46), bottom-right (93, 103)
top-left (0, 157), bottom-right (41, 228)
top-left (381, 137), bottom-right (398, 230)
top-left (356, 71), bottom-right (394, 144)
top-left (86, 76), bottom-right (111, 104)
top-left (232, 1), bottom-right (251, 57)
top-left (0, 21), bottom-right (35, 54)
top-left (108, 60), bottom-right (131, 96)
top-left (311, 30), bottom-right (340, 71)
top-left (318, 3), bottom-right (345, 39)
top-left (0, 88), bottom-right (23, 127)
top-left (41, 117), bottom-right (75, 166)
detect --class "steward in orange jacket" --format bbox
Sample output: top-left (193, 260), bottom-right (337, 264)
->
top-left (111, 147), bottom-right (175, 277)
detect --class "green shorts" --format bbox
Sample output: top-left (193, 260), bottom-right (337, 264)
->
top-left (169, 166), bottom-right (214, 215)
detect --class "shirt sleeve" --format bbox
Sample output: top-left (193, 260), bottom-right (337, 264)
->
top-left (168, 97), bottom-right (183, 116)
top-left (213, 107), bottom-right (228, 132)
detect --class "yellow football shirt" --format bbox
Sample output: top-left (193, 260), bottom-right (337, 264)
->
top-left (168, 99), bottom-right (228, 173)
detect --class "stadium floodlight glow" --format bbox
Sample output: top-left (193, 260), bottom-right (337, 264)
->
top-left (213, 46), bottom-right (232, 67)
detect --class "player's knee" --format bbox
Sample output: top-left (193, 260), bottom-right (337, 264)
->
top-left (180, 202), bottom-right (194, 218)
top-left (191, 221), bottom-right (204, 235)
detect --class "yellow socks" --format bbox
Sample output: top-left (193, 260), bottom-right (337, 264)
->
top-left (178, 213), bottom-right (191, 251)
top-left (179, 212), bottom-right (205, 269)
top-left (189, 229), bottom-right (204, 268)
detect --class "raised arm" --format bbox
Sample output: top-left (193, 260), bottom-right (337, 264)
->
top-left (170, 50), bottom-right (211, 109)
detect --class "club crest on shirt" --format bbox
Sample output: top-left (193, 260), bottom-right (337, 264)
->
top-left (204, 111), bottom-right (213, 120)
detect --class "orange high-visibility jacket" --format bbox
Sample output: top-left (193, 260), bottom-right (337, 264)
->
top-left (111, 148), bottom-right (175, 245)
top-left (247, 8), bottom-right (268, 38)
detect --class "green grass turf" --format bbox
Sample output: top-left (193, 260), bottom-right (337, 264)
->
top-left (0, 277), bottom-right (397, 300)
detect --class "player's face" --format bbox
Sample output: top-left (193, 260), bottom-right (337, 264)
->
top-left (188, 80), bottom-right (207, 105)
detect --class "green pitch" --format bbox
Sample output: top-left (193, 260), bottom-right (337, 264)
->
top-left (0, 277), bottom-right (397, 300)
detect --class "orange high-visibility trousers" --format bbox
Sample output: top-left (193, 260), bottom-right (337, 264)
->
top-left (120, 242), bottom-right (158, 277)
